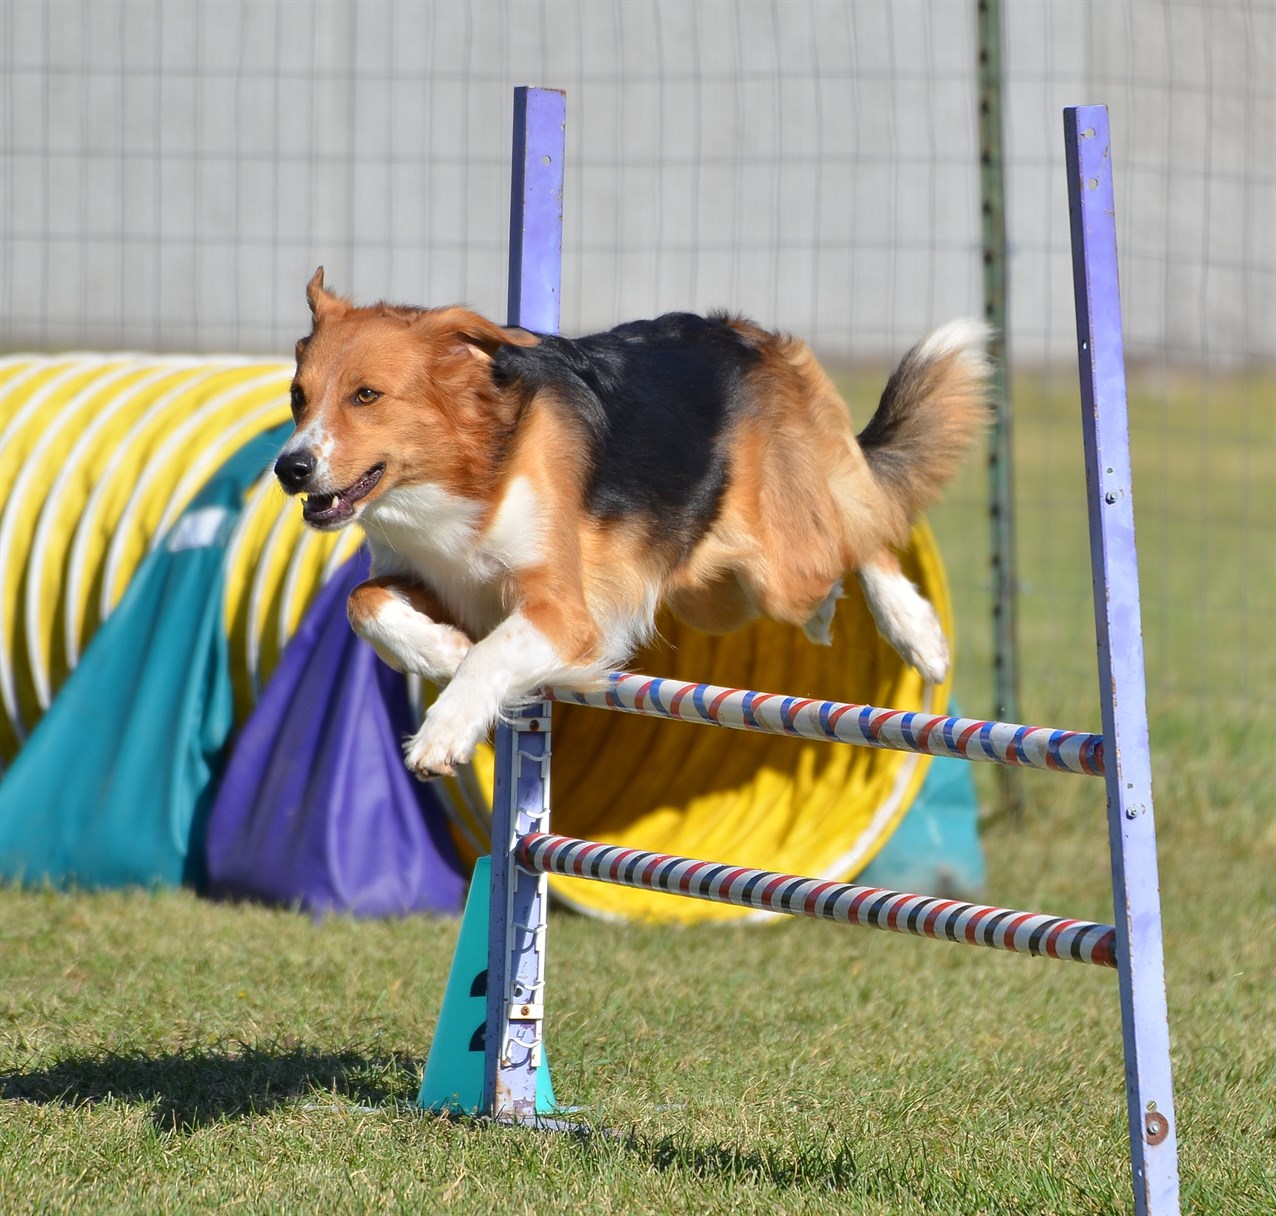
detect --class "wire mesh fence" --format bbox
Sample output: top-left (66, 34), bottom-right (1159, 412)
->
top-left (3, 0), bottom-right (1272, 731)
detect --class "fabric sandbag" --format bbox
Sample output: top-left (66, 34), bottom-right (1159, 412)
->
top-left (0, 425), bottom-right (290, 890)
top-left (204, 550), bottom-right (465, 917)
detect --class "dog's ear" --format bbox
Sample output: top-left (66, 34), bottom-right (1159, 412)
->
top-left (451, 312), bottom-right (540, 362)
top-left (405, 306), bottom-right (539, 362)
top-left (306, 266), bottom-right (349, 324)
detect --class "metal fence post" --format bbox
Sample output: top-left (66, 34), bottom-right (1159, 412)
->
top-left (977, 0), bottom-right (1023, 820)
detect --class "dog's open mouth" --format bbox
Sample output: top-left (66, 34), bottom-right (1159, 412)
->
top-left (303, 463), bottom-right (385, 528)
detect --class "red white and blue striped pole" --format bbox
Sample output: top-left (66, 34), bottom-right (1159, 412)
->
top-left (518, 833), bottom-right (1118, 968)
top-left (548, 673), bottom-right (1105, 776)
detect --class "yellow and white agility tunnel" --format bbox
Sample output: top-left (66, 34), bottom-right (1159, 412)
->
top-left (0, 355), bottom-right (956, 922)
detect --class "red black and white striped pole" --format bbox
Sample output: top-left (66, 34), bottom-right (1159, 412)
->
top-left (518, 833), bottom-right (1117, 968)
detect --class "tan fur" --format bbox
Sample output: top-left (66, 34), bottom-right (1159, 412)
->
top-left (665, 330), bottom-right (909, 635)
top-left (492, 397), bottom-right (602, 665)
top-left (280, 270), bottom-right (989, 778)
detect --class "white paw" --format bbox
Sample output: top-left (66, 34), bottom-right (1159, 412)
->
top-left (903, 612), bottom-right (950, 685)
top-left (857, 564), bottom-right (950, 685)
top-left (403, 714), bottom-right (482, 781)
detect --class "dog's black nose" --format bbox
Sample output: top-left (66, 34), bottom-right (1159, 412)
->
top-left (275, 449), bottom-right (316, 493)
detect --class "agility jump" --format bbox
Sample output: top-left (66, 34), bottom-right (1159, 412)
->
top-left (423, 90), bottom-right (1179, 1216)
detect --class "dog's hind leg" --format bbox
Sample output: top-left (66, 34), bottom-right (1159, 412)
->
top-left (801, 579), bottom-right (844, 646)
top-left (347, 577), bottom-right (473, 683)
top-left (666, 568), bottom-right (759, 636)
top-left (856, 551), bottom-right (949, 684)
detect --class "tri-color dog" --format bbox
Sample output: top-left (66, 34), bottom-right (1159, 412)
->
top-left (275, 269), bottom-right (989, 780)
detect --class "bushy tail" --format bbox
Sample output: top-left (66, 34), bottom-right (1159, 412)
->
top-left (857, 319), bottom-right (992, 525)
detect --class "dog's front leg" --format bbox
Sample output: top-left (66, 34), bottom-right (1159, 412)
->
top-left (402, 605), bottom-right (590, 780)
top-left (347, 577), bottom-right (473, 684)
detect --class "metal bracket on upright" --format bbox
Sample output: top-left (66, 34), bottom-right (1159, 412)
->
top-left (482, 85), bottom-right (566, 1125)
top-left (1064, 104), bottom-right (1180, 1216)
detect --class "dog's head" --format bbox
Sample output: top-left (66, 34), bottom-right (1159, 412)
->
top-left (275, 267), bottom-right (538, 530)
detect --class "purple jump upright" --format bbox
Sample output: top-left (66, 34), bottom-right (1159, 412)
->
top-left (448, 85), bottom-right (1179, 1214)
top-left (1065, 105), bottom-right (1179, 1215)
top-left (481, 86), bottom-right (566, 1125)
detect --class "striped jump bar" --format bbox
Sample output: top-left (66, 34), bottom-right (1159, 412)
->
top-left (517, 833), bottom-right (1118, 968)
top-left (547, 672), bottom-right (1105, 777)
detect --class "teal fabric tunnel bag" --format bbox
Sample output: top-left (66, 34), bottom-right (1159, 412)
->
top-left (0, 426), bottom-right (290, 891)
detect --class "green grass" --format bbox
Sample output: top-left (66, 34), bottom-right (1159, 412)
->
top-left (2, 369), bottom-right (1274, 1214)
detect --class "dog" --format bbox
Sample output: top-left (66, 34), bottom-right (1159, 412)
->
top-left (275, 268), bottom-right (989, 780)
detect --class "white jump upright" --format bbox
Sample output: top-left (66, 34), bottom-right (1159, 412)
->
top-left (476, 91), bottom-right (1179, 1215)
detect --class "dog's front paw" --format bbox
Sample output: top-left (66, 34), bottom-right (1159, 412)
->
top-left (403, 717), bottom-right (479, 782)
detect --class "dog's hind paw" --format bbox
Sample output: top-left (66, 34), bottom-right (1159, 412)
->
top-left (882, 595), bottom-right (949, 685)
top-left (906, 625), bottom-right (950, 686)
top-left (857, 561), bottom-right (950, 686)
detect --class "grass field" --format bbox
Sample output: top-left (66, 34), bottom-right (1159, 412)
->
top-left (2, 370), bottom-right (1273, 1215)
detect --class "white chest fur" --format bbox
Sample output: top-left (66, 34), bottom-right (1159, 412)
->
top-left (360, 477), bottom-right (543, 637)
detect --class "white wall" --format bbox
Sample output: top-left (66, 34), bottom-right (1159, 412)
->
top-left (2, 0), bottom-right (1272, 363)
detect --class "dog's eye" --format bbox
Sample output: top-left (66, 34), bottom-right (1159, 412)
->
top-left (289, 384), bottom-right (305, 415)
top-left (354, 387), bottom-right (381, 405)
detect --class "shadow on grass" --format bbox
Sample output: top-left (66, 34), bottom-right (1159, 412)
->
top-left (616, 1131), bottom-right (865, 1193)
top-left (0, 1042), bottom-right (417, 1133)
